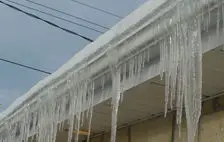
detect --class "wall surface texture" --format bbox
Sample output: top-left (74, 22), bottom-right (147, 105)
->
top-left (90, 95), bottom-right (224, 142)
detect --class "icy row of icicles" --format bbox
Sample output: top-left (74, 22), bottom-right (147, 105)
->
top-left (1, 0), bottom-right (224, 142)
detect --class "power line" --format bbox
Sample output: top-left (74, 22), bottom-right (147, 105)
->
top-left (24, 0), bottom-right (110, 30)
top-left (0, 0), bottom-right (94, 42)
top-left (70, 0), bottom-right (122, 19)
top-left (0, 57), bottom-right (51, 75)
top-left (4, 0), bottom-right (104, 33)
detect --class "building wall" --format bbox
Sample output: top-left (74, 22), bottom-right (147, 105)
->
top-left (90, 96), bottom-right (224, 142)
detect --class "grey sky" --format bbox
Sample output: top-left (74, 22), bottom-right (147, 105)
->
top-left (0, 0), bottom-right (147, 111)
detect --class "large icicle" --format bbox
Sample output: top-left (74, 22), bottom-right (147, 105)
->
top-left (160, 1), bottom-right (203, 142)
top-left (86, 82), bottom-right (94, 142)
top-left (110, 65), bottom-right (121, 142)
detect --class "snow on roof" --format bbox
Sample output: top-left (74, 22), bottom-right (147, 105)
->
top-left (0, 0), bottom-right (167, 121)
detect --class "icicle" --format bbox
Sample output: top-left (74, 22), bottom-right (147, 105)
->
top-left (67, 83), bottom-right (77, 142)
top-left (110, 66), bottom-right (121, 142)
top-left (87, 107), bottom-right (93, 142)
top-left (147, 47), bottom-right (150, 63)
top-left (120, 63), bottom-right (126, 104)
top-left (159, 40), bottom-right (165, 80)
top-left (74, 113), bottom-right (81, 142)
top-left (87, 82), bottom-right (94, 142)
top-left (186, 17), bottom-right (202, 142)
top-left (217, 2), bottom-right (221, 38)
top-left (81, 82), bottom-right (88, 127)
top-left (136, 55), bottom-right (141, 81)
top-left (159, 1), bottom-right (203, 142)
top-left (128, 59), bottom-right (134, 87)
top-left (100, 76), bottom-right (105, 102)
top-left (162, 37), bottom-right (170, 117)
top-left (222, 3), bottom-right (224, 33)
top-left (169, 34), bottom-right (175, 110)
top-left (74, 84), bottom-right (82, 142)
top-left (133, 56), bottom-right (138, 84)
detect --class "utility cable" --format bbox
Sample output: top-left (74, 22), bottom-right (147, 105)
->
top-left (4, 0), bottom-right (104, 33)
top-left (0, 0), bottom-right (94, 42)
top-left (70, 0), bottom-right (122, 19)
top-left (24, 0), bottom-right (110, 30)
top-left (0, 57), bottom-right (52, 75)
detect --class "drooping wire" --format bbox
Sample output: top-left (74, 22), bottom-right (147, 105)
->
top-left (0, 0), bottom-right (94, 41)
top-left (24, 0), bottom-right (110, 30)
top-left (4, 0), bottom-right (104, 33)
top-left (0, 57), bottom-right (52, 75)
top-left (70, 0), bottom-right (122, 19)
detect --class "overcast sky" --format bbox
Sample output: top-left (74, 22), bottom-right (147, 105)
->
top-left (0, 0), bottom-right (147, 111)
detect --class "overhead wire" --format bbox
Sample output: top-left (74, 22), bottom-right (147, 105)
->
top-left (70, 0), bottom-right (122, 19)
top-left (0, 57), bottom-right (52, 75)
top-left (0, 0), bottom-right (94, 41)
top-left (0, 0), bottom-right (120, 74)
top-left (24, 0), bottom-right (110, 30)
top-left (4, 0), bottom-right (104, 33)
